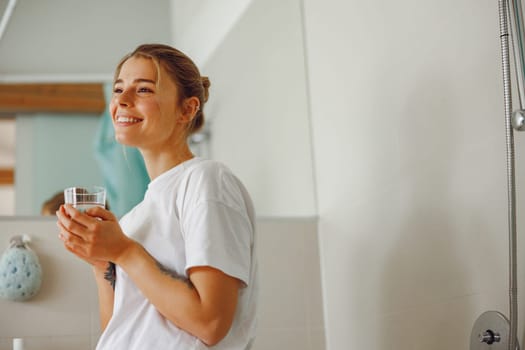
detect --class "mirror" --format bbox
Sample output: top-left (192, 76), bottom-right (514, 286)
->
top-left (0, 0), bottom-right (172, 217)
top-left (0, 0), bottom-right (317, 218)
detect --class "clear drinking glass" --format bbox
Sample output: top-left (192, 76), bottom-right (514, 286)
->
top-left (63, 186), bottom-right (106, 212)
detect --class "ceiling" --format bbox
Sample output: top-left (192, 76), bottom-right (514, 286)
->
top-left (0, 0), bottom-right (172, 81)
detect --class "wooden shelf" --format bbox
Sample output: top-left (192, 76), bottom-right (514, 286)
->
top-left (0, 83), bottom-right (105, 114)
top-left (0, 168), bottom-right (14, 185)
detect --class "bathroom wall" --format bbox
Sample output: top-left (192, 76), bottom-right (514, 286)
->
top-left (169, 0), bottom-right (252, 68)
top-left (0, 217), bottom-right (323, 350)
top-left (170, 0), bottom-right (317, 218)
top-left (0, 218), bottom-right (99, 350)
top-left (303, 0), bottom-right (522, 349)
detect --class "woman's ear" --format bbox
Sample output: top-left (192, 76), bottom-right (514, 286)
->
top-left (178, 97), bottom-right (200, 124)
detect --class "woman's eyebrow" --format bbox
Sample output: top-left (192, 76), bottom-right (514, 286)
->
top-left (135, 78), bottom-right (156, 84)
top-left (114, 78), bottom-right (156, 84)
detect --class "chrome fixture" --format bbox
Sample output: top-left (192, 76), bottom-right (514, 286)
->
top-left (470, 1), bottom-right (525, 349)
top-left (471, 311), bottom-right (513, 350)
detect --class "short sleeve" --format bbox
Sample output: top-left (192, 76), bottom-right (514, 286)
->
top-left (182, 200), bottom-right (253, 286)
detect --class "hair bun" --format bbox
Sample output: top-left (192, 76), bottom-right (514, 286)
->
top-left (201, 76), bottom-right (210, 102)
top-left (201, 76), bottom-right (210, 88)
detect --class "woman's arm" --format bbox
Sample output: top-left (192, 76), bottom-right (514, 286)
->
top-left (56, 204), bottom-right (240, 346)
top-left (93, 263), bottom-right (115, 331)
top-left (117, 242), bottom-right (240, 346)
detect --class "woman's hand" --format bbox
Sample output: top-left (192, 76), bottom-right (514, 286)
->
top-left (56, 205), bottom-right (121, 331)
top-left (56, 204), bottom-right (133, 265)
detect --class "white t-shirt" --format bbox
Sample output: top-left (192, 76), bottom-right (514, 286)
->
top-left (96, 157), bottom-right (258, 350)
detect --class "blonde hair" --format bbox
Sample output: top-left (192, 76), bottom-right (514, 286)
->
top-left (114, 43), bottom-right (210, 135)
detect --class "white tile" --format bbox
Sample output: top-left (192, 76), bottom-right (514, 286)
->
top-left (408, 296), bottom-right (482, 350)
top-left (257, 220), bottom-right (311, 330)
top-left (252, 328), bottom-right (310, 350)
top-left (308, 328), bottom-right (326, 350)
top-left (303, 228), bottom-right (324, 329)
top-left (0, 335), bottom-right (92, 350)
top-left (49, 335), bottom-right (93, 350)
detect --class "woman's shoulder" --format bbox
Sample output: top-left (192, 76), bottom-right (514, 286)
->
top-left (179, 158), bottom-right (255, 220)
top-left (183, 157), bottom-right (235, 180)
top-left (183, 158), bottom-right (248, 201)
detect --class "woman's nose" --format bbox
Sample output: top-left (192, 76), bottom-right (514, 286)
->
top-left (116, 89), bottom-right (133, 106)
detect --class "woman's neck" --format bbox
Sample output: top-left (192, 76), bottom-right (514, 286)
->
top-left (141, 144), bottom-right (195, 181)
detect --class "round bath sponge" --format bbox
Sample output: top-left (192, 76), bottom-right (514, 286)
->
top-left (0, 235), bottom-right (42, 301)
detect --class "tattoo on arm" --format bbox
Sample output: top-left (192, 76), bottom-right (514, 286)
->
top-left (147, 250), bottom-right (194, 289)
top-left (155, 261), bottom-right (194, 289)
top-left (104, 262), bottom-right (116, 290)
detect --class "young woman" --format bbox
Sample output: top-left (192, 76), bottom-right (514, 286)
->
top-left (56, 44), bottom-right (258, 350)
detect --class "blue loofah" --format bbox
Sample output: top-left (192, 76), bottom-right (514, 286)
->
top-left (0, 235), bottom-right (42, 301)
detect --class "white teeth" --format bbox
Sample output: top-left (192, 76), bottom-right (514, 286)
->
top-left (117, 116), bottom-right (142, 123)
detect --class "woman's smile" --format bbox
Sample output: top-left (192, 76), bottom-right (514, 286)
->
top-left (114, 115), bottom-right (144, 125)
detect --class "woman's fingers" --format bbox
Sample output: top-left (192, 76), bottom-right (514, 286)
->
top-left (58, 227), bottom-right (106, 267)
top-left (62, 204), bottom-right (94, 227)
top-left (58, 204), bottom-right (105, 241)
top-left (85, 206), bottom-right (118, 222)
top-left (56, 207), bottom-right (87, 239)
top-left (57, 204), bottom-right (126, 262)
top-left (58, 222), bottom-right (88, 256)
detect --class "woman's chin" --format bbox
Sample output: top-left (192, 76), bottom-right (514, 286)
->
top-left (115, 134), bottom-right (139, 147)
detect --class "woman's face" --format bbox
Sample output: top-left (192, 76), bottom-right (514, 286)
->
top-left (110, 56), bottom-right (183, 150)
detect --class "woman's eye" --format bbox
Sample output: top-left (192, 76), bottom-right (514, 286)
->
top-left (113, 87), bottom-right (123, 94)
top-left (138, 87), bottom-right (153, 93)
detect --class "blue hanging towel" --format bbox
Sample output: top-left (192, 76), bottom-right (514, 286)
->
top-left (93, 83), bottom-right (150, 218)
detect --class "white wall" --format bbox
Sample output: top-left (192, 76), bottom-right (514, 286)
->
top-left (169, 0), bottom-right (252, 67)
top-left (171, 0), bottom-right (317, 217)
top-left (303, 0), bottom-right (521, 349)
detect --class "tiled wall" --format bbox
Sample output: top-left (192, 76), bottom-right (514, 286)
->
top-left (0, 217), bottom-right (99, 350)
top-left (0, 217), bottom-right (324, 350)
top-left (255, 218), bottom-right (325, 350)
